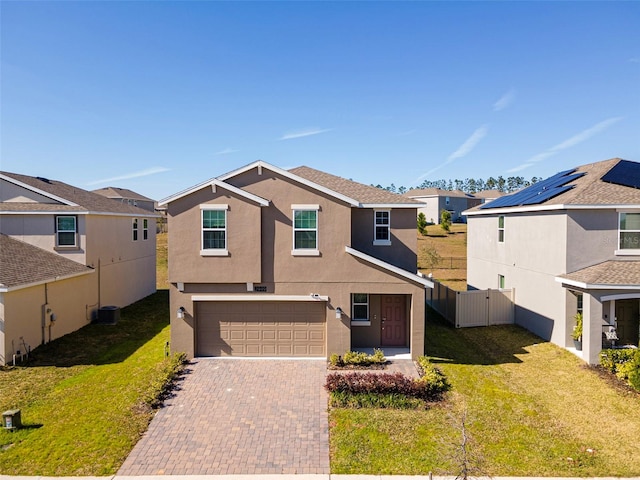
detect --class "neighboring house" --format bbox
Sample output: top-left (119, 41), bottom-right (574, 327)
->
top-left (92, 186), bottom-right (156, 212)
top-left (465, 158), bottom-right (640, 364)
top-left (473, 189), bottom-right (507, 205)
top-left (0, 172), bottom-right (159, 365)
top-left (404, 188), bottom-right (481, 224)
top-left (160, 160), bottom-right (433, 359)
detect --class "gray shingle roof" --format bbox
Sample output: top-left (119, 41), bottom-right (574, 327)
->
top-left (289, 166), bottom-right (421, 205)
top-left (467, 158), bottom-right (640, 214)
top-left (92, 186), bottom-right (155, 202)
top-left (405, 188), bottom-right (476, 199)
top-left (558, 260), bottom-right (640, 287)
top-left (1, 172), bottom-right (155, 216)
top-left (0, 234), bottom-right (93, 289)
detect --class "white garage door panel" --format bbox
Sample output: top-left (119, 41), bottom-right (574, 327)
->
top-left (196, 301), bottom-right (326, 357)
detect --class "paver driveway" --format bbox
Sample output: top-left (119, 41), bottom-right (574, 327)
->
top-left (118, 358), bottom-right (329, 475)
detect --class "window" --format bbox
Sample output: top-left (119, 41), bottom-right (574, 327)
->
top-left (498, 274), bottom-right (505, 289)
top-left (618, 212), bottom-right (640, 252)
top-left (498, 216), bottom-right (505, 243)
top-left (445, 196), bottom-right (450, 205)
top-left (56, 215), bottom-right (77, 247)
top-left (374, 210), bottom-right (391, 245)
top-left (143, 219), bottom-right (148, 240)
top-left (352, 293), bottom-right (369, 320)
top-left (292, 205), bottom-right (319, 255)
top-left (576, 292), bottom-right (583, 315)
top-left (132, 218), bottom-right (138, 241)
top-left (202, 208), bottom-right (227, 253)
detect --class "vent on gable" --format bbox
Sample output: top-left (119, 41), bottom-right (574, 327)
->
top-left (254, 285), bottom-right (268, 292)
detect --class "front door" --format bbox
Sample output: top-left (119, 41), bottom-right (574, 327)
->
top-left (616, 299), bottom-right (640, 346)
top-left (381, 295), bottom-right (407, 347)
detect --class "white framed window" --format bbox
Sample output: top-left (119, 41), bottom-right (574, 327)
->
top-left (132, 218), bottom-right (139, 241)
top-left (498, 215), bottom-right (505, 243)
top-left (498, 274), bottom-right (505, 289)
top-left (56, 215), bottom-right (77, 247)
top-left (143, 219), bottom-right (149, 240)
top-left (292, 205), bottom-right (319, 256)
top-left (616, 212), bottom-right (640, 255)
top-left (374, 210), bottom-right (391, 246)
top-left (201, 204), bottom-right (229, 256)
top-left (445, 196), bottom-right (450, 205)
top-left (351, 293), bottom-right (370, 326)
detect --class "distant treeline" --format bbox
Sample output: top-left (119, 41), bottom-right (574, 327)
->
top-left (373, 175), bottom-right (541, 195)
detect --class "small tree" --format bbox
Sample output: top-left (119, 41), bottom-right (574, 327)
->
top-left (440, 209), bottom-right (452, 233)
top-left (417, 212), bottom-right (428, 236)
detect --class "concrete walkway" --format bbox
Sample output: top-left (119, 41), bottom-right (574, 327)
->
top-left (118, 359), bottom-right (329, 475)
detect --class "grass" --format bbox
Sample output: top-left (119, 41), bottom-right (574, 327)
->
top-left (157, 231), bottom-right (168, 289)
top-left (330, 313), bottom-right (640, 476)
top-left (0, 234), bottom-right (180, 475)
top-left (418, 223), bottom-right (467, 291)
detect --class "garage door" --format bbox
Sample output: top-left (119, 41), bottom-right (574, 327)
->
top-left (196, 301), bottom-right (326, 357)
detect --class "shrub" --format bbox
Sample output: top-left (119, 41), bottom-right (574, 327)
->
top-left (416, 356), bottom-right (451, 399)
top-left (330, 349), bottom-right (387, 367)
top-left (342, 351), bottom-right (371, 365)
top-left (329, 353), bottom-right (342, 367)
top-left (329, 391), bottom-right (424, 409)
top-left (599, 348), bottom-right (640, 392)
top-left (572, 313), bottom-right (583, 341)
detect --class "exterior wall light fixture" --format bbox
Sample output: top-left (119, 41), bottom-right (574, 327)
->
top-left (335, 307), bottom-right (343, 319)
top-left (177, 306), bottom-right (186, 319)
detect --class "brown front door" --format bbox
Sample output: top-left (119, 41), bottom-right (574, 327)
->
top-left (616, 299), bottom-right (640, 346)
top-left (381, 295), bottom-right (407, 347)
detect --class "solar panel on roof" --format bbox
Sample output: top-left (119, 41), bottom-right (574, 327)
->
top-left (479, 168), bottom-right (584, 209)
top-left (601, 160), bottom-right (640, 189)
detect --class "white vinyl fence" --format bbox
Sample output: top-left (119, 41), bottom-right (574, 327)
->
top-left (427, 280), bottom-right (515, 328)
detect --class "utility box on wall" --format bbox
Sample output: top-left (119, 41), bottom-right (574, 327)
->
top-left (3, 409), bottom-right (22, 430)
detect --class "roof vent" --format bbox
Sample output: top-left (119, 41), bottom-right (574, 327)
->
top-left (36, 177), bottom-right (51, 184)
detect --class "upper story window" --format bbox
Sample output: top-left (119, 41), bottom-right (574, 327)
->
top-left (498, 215), bottom-right (505, 243)
top-left (201, 204), bottom-right (229, 256)
top-left (374, 210), bottom-right (391, 246)
top-left (56, 215), bottom-right (77, 247)
top-left (445, 196), bottom-right (450, 205)
top-left (498, 274), bottom-right (505, 289)
top-left (292, 205), bottom-right (319, 256)
top-left (143, 219), bottom-right (149, 240)
top-left (133, 218), bottom-right (139, 241)
top-left (618, 212), bottom-right (640, 254)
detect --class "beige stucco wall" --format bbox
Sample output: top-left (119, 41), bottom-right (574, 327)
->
top-left (1, 273), bottom-right (96, 365)
top-left (85, 215), bottom-right (157, 307)
top-left (167, 187), bottom-right (262, 284)
top-left (0, 214), bottom-right (88, 264)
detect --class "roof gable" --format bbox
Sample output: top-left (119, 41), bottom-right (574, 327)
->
top-left (1, 171), bottom-right (155, 216)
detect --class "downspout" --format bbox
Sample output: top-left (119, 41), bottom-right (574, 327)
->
top-left (42, 283), bottom-right (49, 345)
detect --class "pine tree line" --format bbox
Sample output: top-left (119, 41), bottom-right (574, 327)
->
top-left (374, 175), bottom-right (541, 195)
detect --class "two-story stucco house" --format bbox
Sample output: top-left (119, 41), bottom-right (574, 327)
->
top-left (160, 161), bottom-right (433, 359)
top-left (0, 172), bottom-right (158, 365)
top-left (466, 158), bottom-right (640, 364)
top-left (404, 188), bottom-right (481, 224)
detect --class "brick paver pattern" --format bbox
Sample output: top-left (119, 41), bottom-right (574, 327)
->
top-left (118, 359), bottom-right (330, 475)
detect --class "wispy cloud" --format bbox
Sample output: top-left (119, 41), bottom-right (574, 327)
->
top-left (215, 148), bottom-right (239, 155)
top-left (509, 116), bottom-right (624, 173)
top-left (629, 57), bottom-right (640, 63)
top-left (447, 125), bottom-right (489, 161)
top-left (417, 125), bottom-right (489, 180)
top-left (278, 128), bottom-right (332, 141)
top-left (86, 167), bottom-right (170, 186)
top-left (493, 88), bottom-right (516, 112)
top-left (396, 129), bottom-right (417, 137)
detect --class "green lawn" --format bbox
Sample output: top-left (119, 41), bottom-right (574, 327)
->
top-left (0, 291), bottom-right (181, 475)
top-left (330, 314), bottom-right (640, 476)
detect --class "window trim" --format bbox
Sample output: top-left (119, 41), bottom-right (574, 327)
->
top-left (498, 274), bottom-right (505, 290)
top-left (143, 218), bottom-right (149, 240)
top-left (291, 205), bottom-right (320, 256)
top-left (498, 215), bottom-right (505, 243)
top-left (616, 211), bottom-right (640, 255)
top-left (373, 209), bottom-right (391, 246)
top-left (351, 293), bottom-right (370, 326)
top-left (200, 204), bottom-right (229, 256)
top-left (55, 215), bottom-right (78, 248)
top-left (132, 218), bottom-right (139, 241)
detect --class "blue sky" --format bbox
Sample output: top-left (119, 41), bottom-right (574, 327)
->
top-left (2, 1), bottom-right (639, 200)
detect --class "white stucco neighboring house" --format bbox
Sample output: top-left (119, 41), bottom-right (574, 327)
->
top-left (0, 172), bottom-right (159, 365)
top-left (465, 158), bottom-right (640, 364)
top-left (404, 188), bottom-right (481, 224)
